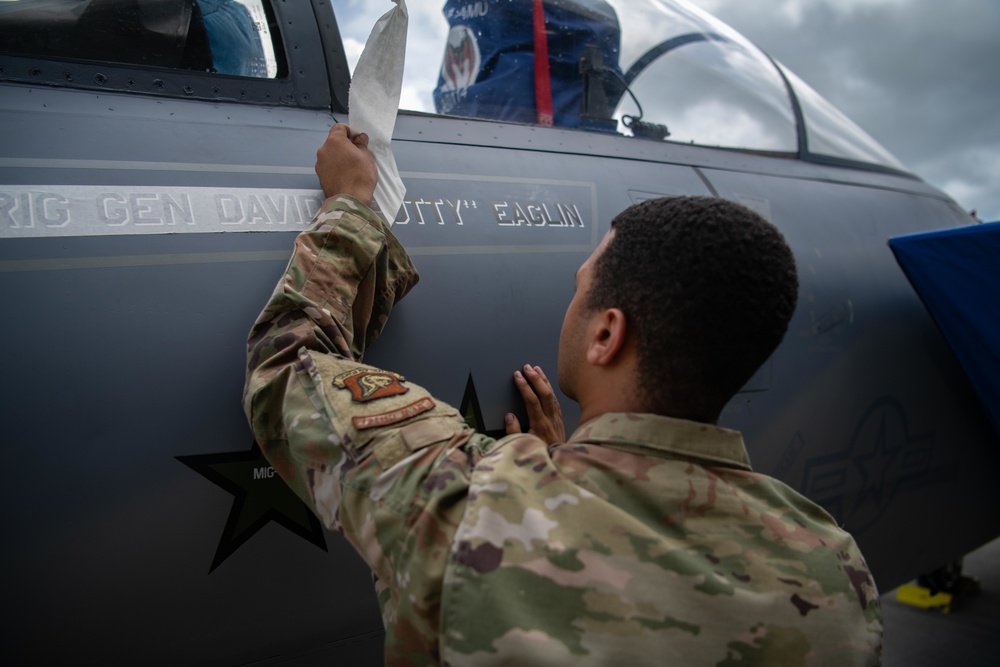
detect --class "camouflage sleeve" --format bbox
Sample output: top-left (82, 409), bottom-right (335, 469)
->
top-left (243, 194), bottom-right (495, 661)
top-left (243, 193), bottom-right (419, 498)
top-left (245, 194), bottom-right (419, 381)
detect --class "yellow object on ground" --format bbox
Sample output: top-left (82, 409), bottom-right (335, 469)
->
top-left (896, 584), bottom-right (954, 613)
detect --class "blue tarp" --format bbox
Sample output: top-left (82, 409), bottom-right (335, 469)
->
top-left (889, 222), bottom-right (1000, 438)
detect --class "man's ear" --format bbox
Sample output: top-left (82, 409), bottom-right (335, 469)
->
top-left (586, 308), bottom-right (627, 366)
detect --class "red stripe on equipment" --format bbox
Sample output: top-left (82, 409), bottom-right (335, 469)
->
top-left (533, 0), bottom-right (554, 126)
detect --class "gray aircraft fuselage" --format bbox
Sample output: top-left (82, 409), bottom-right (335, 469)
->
top-left (1, 1), bottom-right (997, 664)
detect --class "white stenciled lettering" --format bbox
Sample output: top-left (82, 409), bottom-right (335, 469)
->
top-left (99, 193), bottom-right (196, 227)
top-left (300, 195), bottom-right (321, 221)
top-left (431, 199), bottom-right (447, 224)
top-left (34, 193), bottom-right (70, 227)
top-left (0, 186), bottom-right (331, 238)
top-left (97, 193), bottom-right (128, 226)
top-left (1, 191), bottom-right (70, 228)
top-left (412, 199), bottom-right (433, 224)
top-left (1, 185), bottom-right (588, 238)
top-left (258, 194), bottom-right (284, 224)
top-left (253, 466), bottom-right (276, 480)
top-left (129, 194), bottom-right (162, 226)
top-left (215, 194), bottom-right (244, 224)
top-left (399, 198), bottom-right (476, 225)
top-left (559, 203), bottom-right (584, 227)
top-left (493, 201), bottom-right (512, 225)
top-left (0, 193), bottom-right (18, 227)
top-left (444, 199), bottom-right (466, 225)
top-left (511, 202), bottom-right (531, 227)
top-left (446, 1), bottom-right (489, 21)
top-left (541, 203), bottom-right (560, 226)
top-left (287, 195), bottom-right (303, 224)
top-left (162, 194), bottom-right (194, 225)
top-left (245, 195), bottom-right (271, 224)
top-left (493, 200), bottom-right (585, 228)
top-left (0, 192), bottom-right (28, 227)
top-left (395, 200), bottom-right (411, 225)
top-left (526, 204), bottom-right (544, 226)
top-left (267, 193), bottom-right (318, 224)
top-left (217, 193), bottom-right (321, 225)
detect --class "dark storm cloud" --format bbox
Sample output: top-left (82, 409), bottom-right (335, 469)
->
top-left (690, 0), bottom-right (1000, 220)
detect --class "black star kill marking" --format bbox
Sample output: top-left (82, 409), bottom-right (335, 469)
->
top-left (177, 441), bottom-right (327, 573)
top-left (460, 373), bottom-right (509, 440)
top-left (180, 377), bottom-right (504, 573)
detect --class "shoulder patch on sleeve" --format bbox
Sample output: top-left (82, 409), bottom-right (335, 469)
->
top-left (333, 368), bottom-right (408, 402)
top-left (352, 397), bottom-right (436, 430)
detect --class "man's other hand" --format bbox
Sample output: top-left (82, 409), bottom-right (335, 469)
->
top-left (505, 365), bottom-right (566, 445)
top-left (316, 123), bottom-right (378, 206)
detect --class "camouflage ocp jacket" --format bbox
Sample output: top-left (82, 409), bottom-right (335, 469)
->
top-left (244, 195), bottom-right (883, 666)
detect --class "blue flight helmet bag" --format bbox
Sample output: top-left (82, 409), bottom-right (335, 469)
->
top-left (434, 0), bottom-right (621, 128)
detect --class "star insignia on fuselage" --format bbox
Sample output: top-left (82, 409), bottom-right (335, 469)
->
top-left (177, 441), bottom-right (327, 573)
top-left (180, 374), bottom-right (504, 574)
top-left (800, 396), bottom-right (933, 531)
top-left (851, 409), bottom-right (901, 512)
top-left (460, 372), bottom-right (509, 439)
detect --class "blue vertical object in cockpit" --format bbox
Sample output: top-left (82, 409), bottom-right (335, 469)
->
top-left (196, 0), bottom-right (267, 77)
top-left (433, 0), bottom-right (621, 128)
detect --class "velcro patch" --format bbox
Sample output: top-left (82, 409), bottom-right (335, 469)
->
top-left (333, 368), bottom-right (408, 402)
top-left (352, 397), bottom-right (436, 430)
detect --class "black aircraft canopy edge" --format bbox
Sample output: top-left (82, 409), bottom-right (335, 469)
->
top-left (0, 0), bottom-right (351, 111)
top-left (0, 0), bottom-right (918, 181)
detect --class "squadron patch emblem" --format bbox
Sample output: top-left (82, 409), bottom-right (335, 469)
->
top-left (333, 368), bottom-right (409, 402)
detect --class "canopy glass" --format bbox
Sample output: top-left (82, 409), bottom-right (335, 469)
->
top-left (333, 0), bottom-right (906, 172)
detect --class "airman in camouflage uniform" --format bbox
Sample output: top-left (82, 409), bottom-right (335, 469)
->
top-left (244, 124), bottom-right (883, 665)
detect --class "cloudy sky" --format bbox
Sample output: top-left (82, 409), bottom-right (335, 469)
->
top-left (336, 0), bottom-right (999, 221)
top-left (689, 0), bottom-right (1000, 221)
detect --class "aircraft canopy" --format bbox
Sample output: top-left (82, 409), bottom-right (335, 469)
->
top-left (333, 0), bottom-right (907, 172)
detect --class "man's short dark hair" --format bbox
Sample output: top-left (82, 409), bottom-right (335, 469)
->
top-left (587, 196), bottom-right (798, 422)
